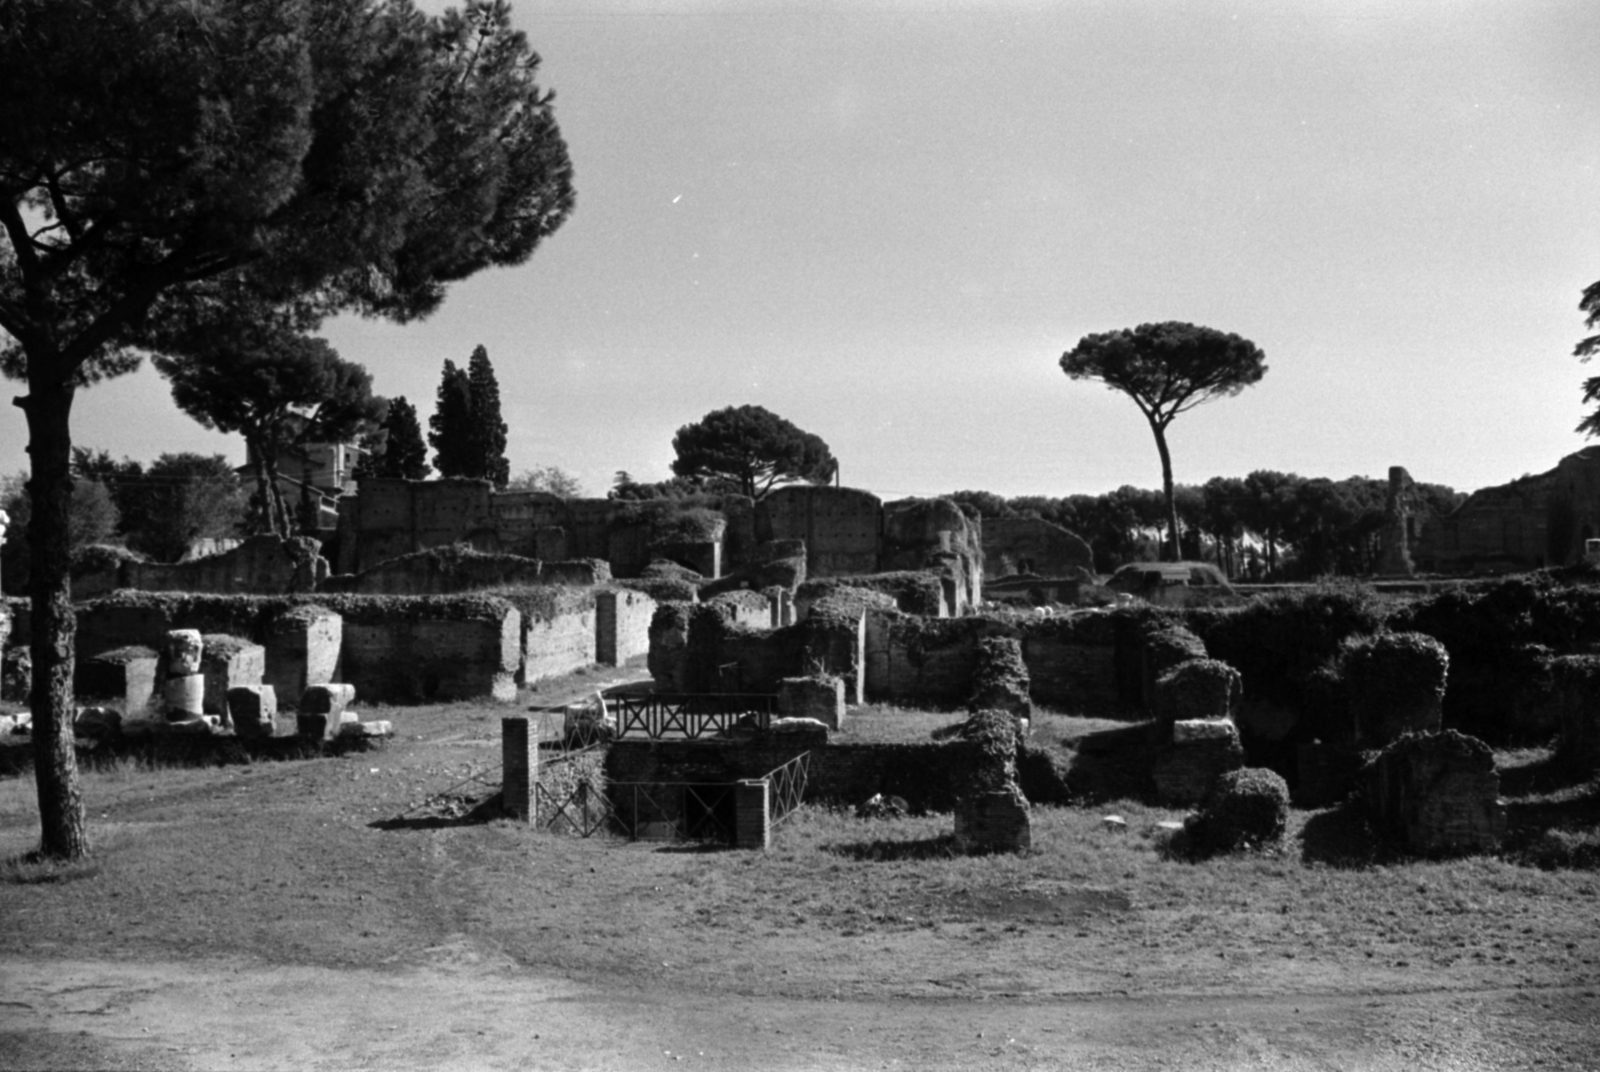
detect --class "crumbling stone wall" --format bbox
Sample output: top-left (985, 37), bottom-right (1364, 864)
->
top-left (1361, 730), bottom-right (1506, 855)
top-left (704, 590), bottom-right (772, 630)
top-left (1152, 658), bottom-right (1241, 729)
top-left (501, 587), bottom-right (597, 686)
top-left (123, 535), bottom-right (327, 594)
top-left (73, 590), bottom-right (557, 707)
top-left (337, 477), bottom-right (498, 574)
top-left (596, 588), bottom-right (657, 666)
top-left (1015, 611), bottom-right (1122, 712)
top-left (759, 485), bottom-right (882, 578)
top-left (333, 544), bottom-right (609, 595)
top-left (1153, 718), bottom-right (1245, 806)
top-left (1342, 632), bottom-right (1448, 746)
top-left (75, 593), bottom-right (341, 707)
top-left (324, 594), bottom-right (521, 702)
top-left (982, 517), bottom-right (1094, 580)
top-left (777, 675), bottom-right (845, 729)
top-left (667, 603), bottom-right (864, 699)
top-left (795, 581), bottom-right (907, 622)
top-left (869, 614), bottom-right (1000, 707)
top-left (879, 497), bottom-right (984, 616)
top-left (1140, 624), bottom-right (1209, 716)
top-left (797, 572), bottom-right (945, 617)
top-left (647, 602), bottom-right (694, 692)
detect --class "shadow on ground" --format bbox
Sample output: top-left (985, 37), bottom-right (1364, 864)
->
top-left (826, 834), bottom-right (959, 862)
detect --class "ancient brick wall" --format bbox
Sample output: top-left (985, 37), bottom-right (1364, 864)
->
top-left (596, 589), bottom-right (656, 666)
top-left (1361, 730), bottom-right (1506, 855)
top-left (982, 517), bottom-right (1094, 580)
top-left (522, 601), bottom-right (597, 685)
top-left (705, 590), bottom-right (772, 630)
top-left (759, 485), bottom-right (882, 578)
top-left (490, 490), bottom-right (569, 558)
top-left (263, 607), bottom-right (342, 704)
top-left (1016, 612), bottom-right (1122, 712)
top-left (673, 605), bottom-right (863, 697)
top-left (342, 478), bottom-right (497, 573)
top-left (647, 603), bottom-right (693, 691)
top-left (123, 536), bottom-right (327, 594)
top-left (330, 596), bottom-right (520, 702)
top-left (606, 736), bottom-right (989, 814)
top-left (872, 616), bottom-right (993, 708)
top-left (880, 498), bottom-right (984, 613)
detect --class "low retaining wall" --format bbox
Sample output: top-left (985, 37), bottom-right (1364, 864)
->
top-left (121, 536), bottom-right (327, 594)
top-left (323, 595), bottom-right (521, 703)
top-left (72, 591), bottom-right (536, 705)
top-left (606, 735), bottom-right (993, 814)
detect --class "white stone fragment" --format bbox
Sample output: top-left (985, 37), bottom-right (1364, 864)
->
top-left (166, 629), bottom-right (204, 675)
top-left (1171, 718), bottom-right (1239, 744)
top-left (338, 720), bottom-right (394, 739)
top-left (165, 673), bottom-right (207, 717)
top-left (1101, 815), bottom-right (1128, 833)
top-left (769, 717), bottom-right (828, 733)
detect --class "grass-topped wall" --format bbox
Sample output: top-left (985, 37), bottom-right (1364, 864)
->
top-left (799, 572), bottom-right (946, 617)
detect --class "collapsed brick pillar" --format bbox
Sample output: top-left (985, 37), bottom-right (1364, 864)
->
top-left (1152, 658), bottom-right (1241, 733)
top-left (954, 787), bottom-right (1032, 853)
top-left (502, 715), bottom-right (538, 821)
top-left (969, 635), bottom-right (1032, 724)
top-left (1152, 718), bottom-right (1245, 806)
top-left (778, 675), bottom-right (845, 730)
top-left (228, 685), bottom-right (279, 740)
top-left (1361, 730), bottom-right (1505, 855)
top-left (1140, 625), bottom-right (1208, 716)
top-left (950, 708), bottom-right (1031, 853)
top-left (1343, 632), bottom-right (1448, 747)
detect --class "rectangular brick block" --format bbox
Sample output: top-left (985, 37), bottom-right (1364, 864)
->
top-left (264, 607), bottom-right (341, 709)
top-left (75, 646), bottom-right (160, 714)
top-left (228, 685), bottom-right (278, 739)
top-left (200, 635), bottom-right (266, 720)
top-left (502, 716), bottom-right (537, 821)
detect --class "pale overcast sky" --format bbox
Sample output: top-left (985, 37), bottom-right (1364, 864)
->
top-left (10, 0), bottom-right (1599, 500)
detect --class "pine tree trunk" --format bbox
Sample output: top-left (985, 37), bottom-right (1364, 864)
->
top-left (19, 379), bottom-right (89, 860)
top-left (252, 449), bottom-right (277, 537)
top-left (1151, 421), bottom-right (1181, 563)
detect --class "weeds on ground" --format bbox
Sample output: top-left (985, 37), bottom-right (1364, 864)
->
top-left (1, 849), bottom-right (103, 885)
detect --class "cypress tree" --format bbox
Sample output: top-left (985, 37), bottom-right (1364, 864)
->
top-left (357, 396), bottom-right (429, 480)
top-left (429, 360), bottom-right (475, 478)
top-left (466, 345), bottom-right (511, 487)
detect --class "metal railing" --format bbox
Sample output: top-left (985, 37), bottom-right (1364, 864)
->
top-left (764, 750), bottom-right (810, 827)
top-left (609, 781), bottom-right (737, 843)
top-left (535, 779), bottom-right (613, 837)
top-left (610, 693), bottom-right (777, 740)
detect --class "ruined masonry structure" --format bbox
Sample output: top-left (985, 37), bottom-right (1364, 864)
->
top-left (335, 479), bottom-right (984, 613)
top-left (1361, 730), bottom-right (1506, 855)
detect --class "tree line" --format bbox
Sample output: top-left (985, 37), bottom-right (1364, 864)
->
top-left (949, 473), bottom-right (1465, 581)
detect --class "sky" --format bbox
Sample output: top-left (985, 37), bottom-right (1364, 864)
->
top-left (7, 0), bottom-right (1599, 502)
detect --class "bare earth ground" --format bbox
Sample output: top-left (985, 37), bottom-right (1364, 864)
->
top-left (2, 677), bottom-right (1598, 1071)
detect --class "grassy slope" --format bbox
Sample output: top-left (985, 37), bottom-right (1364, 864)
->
top-left (1, 687), bottom-right (1598, 1068)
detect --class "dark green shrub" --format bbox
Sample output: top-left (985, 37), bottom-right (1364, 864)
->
top-left (1188, 580), bottom-right (1387, 711)
top-left (1186, 767), bottom-right (1289, 853)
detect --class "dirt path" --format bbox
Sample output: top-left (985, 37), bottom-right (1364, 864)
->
top-left (3, 952), bottom-right (1589, 1071)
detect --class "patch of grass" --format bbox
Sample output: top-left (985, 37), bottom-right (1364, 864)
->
top-left (2, 848), bottom-right (104, 885)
